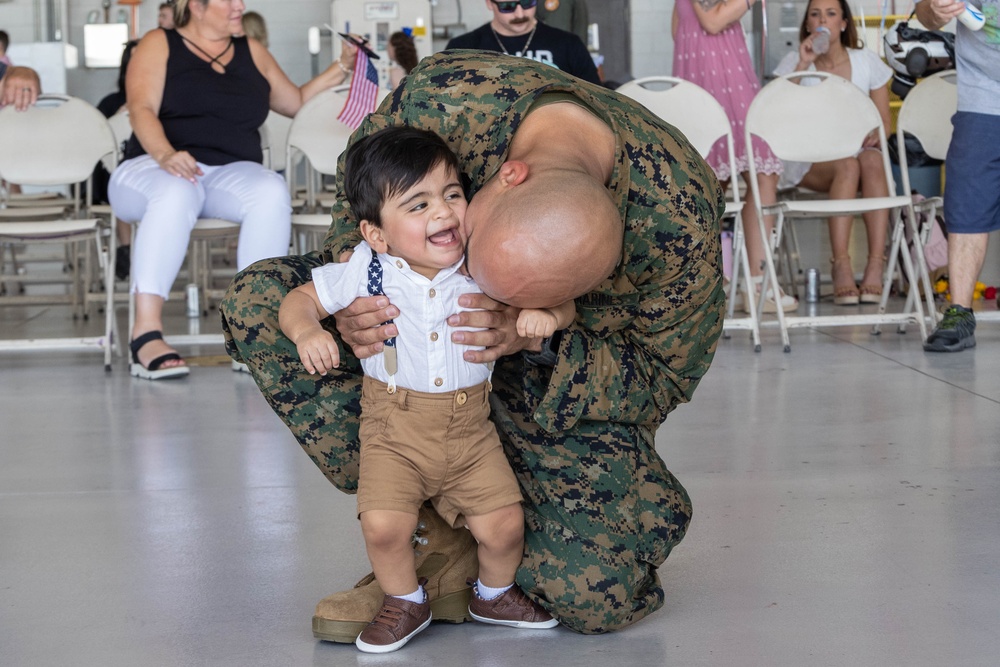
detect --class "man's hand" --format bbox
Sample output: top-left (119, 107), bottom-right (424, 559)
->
top-left (1, 66), bottom-right (41, 111)
top-left (334, 295), bottom-right (400, 360)
top-left (447, 293), bottom-right (537, 364)
top-left (915, 0), bottom-right (965, 31)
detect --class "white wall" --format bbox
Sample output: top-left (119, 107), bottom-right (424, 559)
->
top-left (631, 0), bottom-right (675, 78)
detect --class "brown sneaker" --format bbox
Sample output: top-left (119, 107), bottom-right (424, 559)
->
top-left (355, 593), bottom-right (432, 653)
top-left (313, 505), bottom-right (477, 643)
top-left (468, 581), bottom-right (560, 629)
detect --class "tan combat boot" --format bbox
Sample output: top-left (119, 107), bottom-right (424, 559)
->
top-left (312, 506), bottom-right (478, 643)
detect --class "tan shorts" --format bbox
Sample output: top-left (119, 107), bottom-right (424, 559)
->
top-left (357, 376), bottom-right (523, 528)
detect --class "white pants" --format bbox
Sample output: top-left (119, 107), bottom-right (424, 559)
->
top-left (109, 155), bottom-right (291, 298)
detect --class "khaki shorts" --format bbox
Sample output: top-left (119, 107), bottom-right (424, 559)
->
top-left (357, 376), bottom-right (523, 528)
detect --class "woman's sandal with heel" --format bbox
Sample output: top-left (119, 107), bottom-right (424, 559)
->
top-left (858, 255), bottom-right (886, 304)
top-left (130, 331), bottom-right (190, 380)
top-left (831, 256), bottom-right (860, 306)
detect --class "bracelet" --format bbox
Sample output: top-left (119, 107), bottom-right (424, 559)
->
top-left (336, 60), bottom-right (353, 74)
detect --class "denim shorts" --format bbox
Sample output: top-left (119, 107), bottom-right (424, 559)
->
top-left (943, 111), bottom-right (1000, 234)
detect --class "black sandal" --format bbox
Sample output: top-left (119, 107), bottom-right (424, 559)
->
top-left (129, 331), bottom-right (190, 380)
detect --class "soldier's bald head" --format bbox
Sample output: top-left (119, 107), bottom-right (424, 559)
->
top-left (465, 167), bottom-right (621, 308)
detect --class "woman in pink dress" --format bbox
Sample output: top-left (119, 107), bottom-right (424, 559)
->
top-left (673, 0), bottom-right (795, 313)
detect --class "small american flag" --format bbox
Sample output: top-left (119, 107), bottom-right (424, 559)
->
top-left (337, 49), bottom-right (380, 129)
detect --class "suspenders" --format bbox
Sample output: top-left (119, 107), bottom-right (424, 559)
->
top-left (366, 252), bottom-right (492, 394)
top-left (367, 253), bottom-right (398, 393)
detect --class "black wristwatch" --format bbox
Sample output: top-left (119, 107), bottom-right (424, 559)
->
top-left (523, 330), bottom-right (563, 368)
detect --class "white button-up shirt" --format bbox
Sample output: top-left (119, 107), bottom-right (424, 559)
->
top-left (312, 241), bottom-right (489, 393)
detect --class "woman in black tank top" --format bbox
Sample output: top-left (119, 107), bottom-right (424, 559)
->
top-left (110, 0), bottom-right (364, 380)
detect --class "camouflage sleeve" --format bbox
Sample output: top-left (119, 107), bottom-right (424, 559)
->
top-left (533, 129), bottom-right (727, 433)
top-left (535, 232), bottom-right (725, 433)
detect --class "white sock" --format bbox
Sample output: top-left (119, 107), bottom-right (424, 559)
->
top-left (391, 585), bottom-right (426, 604)
top-left (475, 579), bottom-right (513, 601)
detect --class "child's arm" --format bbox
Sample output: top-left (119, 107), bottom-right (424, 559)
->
top-left (279, 282), bottom-right (341, 375)
top-left (516, 300), bottom-right (576, 339)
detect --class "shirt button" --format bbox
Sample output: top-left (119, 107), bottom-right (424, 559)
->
top-left (396, 260), bottom-right (403, 269)
top-left (434, 377), bottom-right (443, 387)
top-left (456, 391), bottom-right (468, 405)
top-left (430, 332), bottom-right (439, 342)
top-left (429, 288), bottom-right (437, 298)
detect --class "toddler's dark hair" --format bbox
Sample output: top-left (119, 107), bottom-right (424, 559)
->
top-left (344, 126), bottom-right (461, 226)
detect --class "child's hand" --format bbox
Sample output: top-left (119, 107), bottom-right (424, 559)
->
top-left (516, 309), bottom-right (558, 339)
top-left (296, 329), bottom-right (341, 375)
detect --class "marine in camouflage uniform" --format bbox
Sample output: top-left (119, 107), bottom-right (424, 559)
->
top-left (222, 50), bottom-right (725, 634)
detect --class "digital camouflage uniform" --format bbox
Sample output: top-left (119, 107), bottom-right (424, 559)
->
top-left (222, 51), bottom-right (725, 634)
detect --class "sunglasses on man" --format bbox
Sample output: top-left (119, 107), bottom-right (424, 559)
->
top-left (491, 0), bottom-right (538, 14)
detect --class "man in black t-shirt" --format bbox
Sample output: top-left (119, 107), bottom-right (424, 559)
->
top-left (446, 0), bottom-right (600, 85)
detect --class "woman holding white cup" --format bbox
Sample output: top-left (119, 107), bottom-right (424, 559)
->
top-left (773, 0), bottom-right (894, 305)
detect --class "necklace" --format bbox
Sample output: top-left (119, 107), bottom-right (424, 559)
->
top-left (491, 22), bottom-right (538, 57)
top-left (180, 32), bottom-right (234, 72)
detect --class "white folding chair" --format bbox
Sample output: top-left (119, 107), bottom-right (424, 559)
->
top-left (0, 95), bottom-right (120, 369)
top-left (263, 111), bottom-right (293, 173)
top-left (893, 70), bottom-right (956, 325)
top-left (617, 76), bottom-right (761, 351)
top-left (745, 71), bottom-right (927, 351)
top-left (285, 85), bottom-right (355, 253)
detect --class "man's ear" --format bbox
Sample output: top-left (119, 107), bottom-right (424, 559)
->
top-left (496, 160), bottom-right (529, 188)
top-left (360, 220), bottom-right (388, 253)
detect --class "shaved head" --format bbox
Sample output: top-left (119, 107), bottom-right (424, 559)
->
top-left (466, 168), bottom-right (621, 308)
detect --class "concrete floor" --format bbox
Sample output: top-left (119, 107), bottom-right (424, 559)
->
top-left (2, 279), bottom-right (1000, 666)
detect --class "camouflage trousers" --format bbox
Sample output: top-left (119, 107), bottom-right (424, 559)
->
top-left (221, 253), bottom-right (693, 634)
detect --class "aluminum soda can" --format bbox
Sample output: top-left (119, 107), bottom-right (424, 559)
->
top-left (186, 283), bottom-right (200, 318)
top-left (806, 268), bottom-right (819, 303)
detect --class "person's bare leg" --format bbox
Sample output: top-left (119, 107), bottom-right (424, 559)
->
top-left (946, 233), bottom-right (989, 308)
top-left (741, 171), bottom-right (798, 312)
top-left (801, 159), bottom-right (861, 302)
top-left (741, 171), bottom-right (779, 280)
top-left (858, 150), bottom-right (890, 294)
top-left (132, 293), bottom-right (185, 369)
top-left (828, 212), bottom-right (856, 294)
top-left (465, 503), bottom-right (524, 589)
top-left (924, 232), bottom-right (987, 351)
top-left (360, 509), bottom-right (420, 596)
